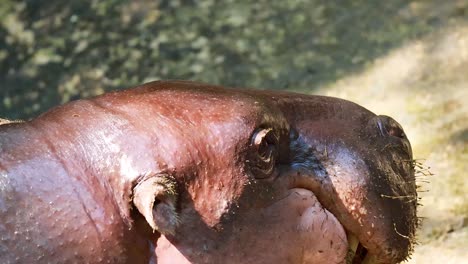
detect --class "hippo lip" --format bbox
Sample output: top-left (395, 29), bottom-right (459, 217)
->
top-left (287, 178), bottom-right (383, 264)
top-left (291, 186), bottom-right (378, 264)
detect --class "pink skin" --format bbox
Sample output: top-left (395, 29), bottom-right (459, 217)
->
top-left (0, 81), bottom-right (416, 263)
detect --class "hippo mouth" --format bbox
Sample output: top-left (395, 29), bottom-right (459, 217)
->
top-left (277, 184), bottom-right (383, 264)
top-left (281, 124), bottom-right (416, 264)
top-left (285, 168), bottom-right (415, 264)
top-left (287, 186), bottom-right (375, 264)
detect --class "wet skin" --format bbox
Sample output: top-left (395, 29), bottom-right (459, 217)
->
top-left (0, 81), bottom-right (417, 263)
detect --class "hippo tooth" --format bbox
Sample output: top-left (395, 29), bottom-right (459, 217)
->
top-left (347, 232), bottom-right (359, 253)
top-left (346, 232), bottom-right (359, 262)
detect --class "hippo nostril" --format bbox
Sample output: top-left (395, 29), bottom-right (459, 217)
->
top-left (376, 115), bottom-right (406, 139)
top-left (387, 126), bottom-right (405, 139)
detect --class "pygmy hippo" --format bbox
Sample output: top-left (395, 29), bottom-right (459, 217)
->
top-left (0, 81), bottom-right (417, 263)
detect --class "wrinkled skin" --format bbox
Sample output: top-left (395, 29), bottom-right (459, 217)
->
top-left (0, 81), bottom-right (417, 264)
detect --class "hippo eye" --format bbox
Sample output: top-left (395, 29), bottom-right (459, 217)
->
top-left (249, 128), bottom-right (279, 179)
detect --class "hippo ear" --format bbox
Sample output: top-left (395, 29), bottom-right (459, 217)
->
top-left (132, 174), bottom-right (179, 235)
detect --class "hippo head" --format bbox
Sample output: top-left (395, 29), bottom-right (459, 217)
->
top-left (0, 81), bottom-right (416, 263)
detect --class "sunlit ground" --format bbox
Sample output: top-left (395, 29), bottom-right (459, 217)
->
top-left (315, 24), bottom-right (468, 263)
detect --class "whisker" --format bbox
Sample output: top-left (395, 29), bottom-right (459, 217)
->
top-left (415, 180), bottom-right (430, 184)
top-left (393, 223), bottom-right (411, 240)
top-left (380, 194), bottom-right (416, 200)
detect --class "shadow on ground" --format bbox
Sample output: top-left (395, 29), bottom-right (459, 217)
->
top-left (1, 0), bottom-right (467, 119)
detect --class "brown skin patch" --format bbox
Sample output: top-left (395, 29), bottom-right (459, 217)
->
top-left (0, 80), bottom-right (416, 263)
